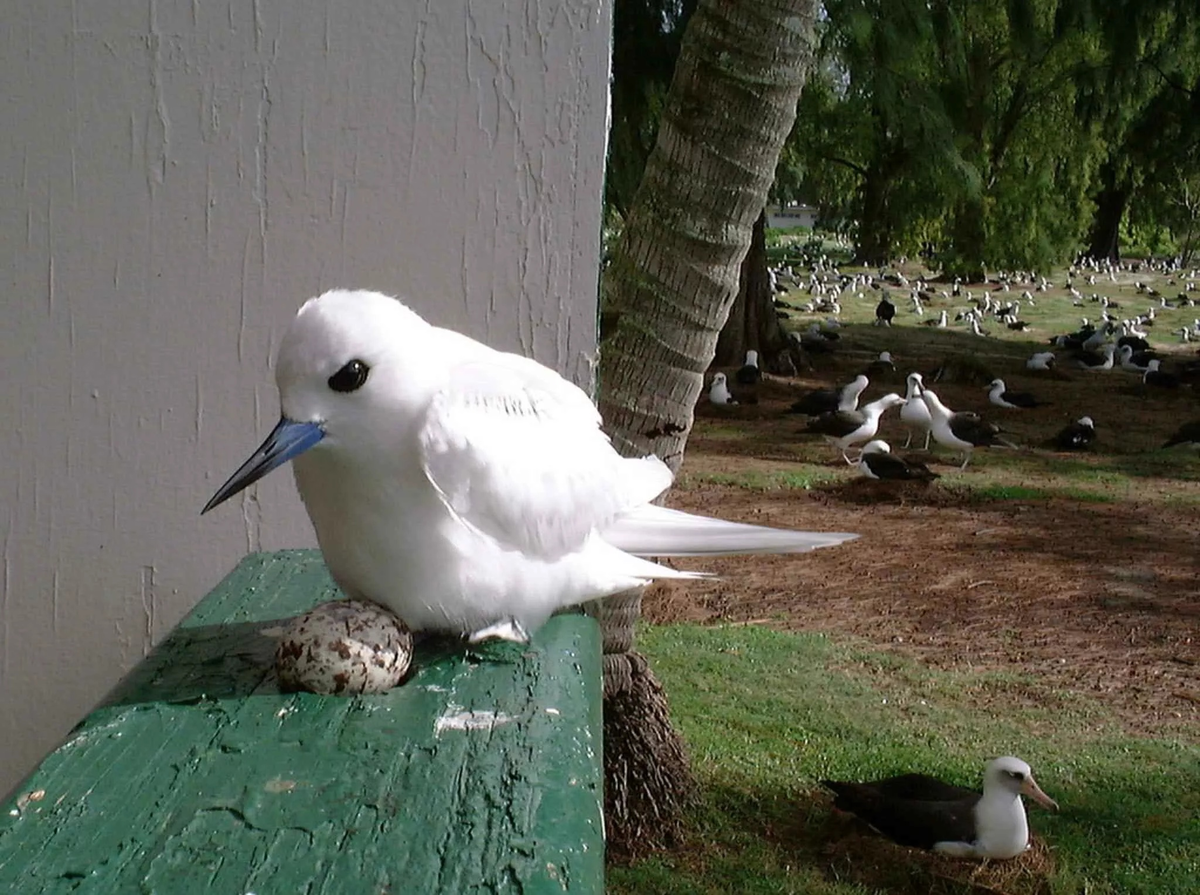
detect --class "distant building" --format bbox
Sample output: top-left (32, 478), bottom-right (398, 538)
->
top-left (767, 202), bottom-right (819, 230)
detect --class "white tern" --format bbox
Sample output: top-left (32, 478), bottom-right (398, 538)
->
top-left (204, 290), bottom-right (856, 641)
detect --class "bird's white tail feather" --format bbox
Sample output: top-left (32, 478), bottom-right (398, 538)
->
top-left (602, 505), bottom-right (857, 557)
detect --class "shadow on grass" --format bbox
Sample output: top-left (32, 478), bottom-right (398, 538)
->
top-left (610, 780), bottom-right (1055, 895)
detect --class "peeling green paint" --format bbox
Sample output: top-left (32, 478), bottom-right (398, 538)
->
top-left (0, 551), bottom-right (603, 893)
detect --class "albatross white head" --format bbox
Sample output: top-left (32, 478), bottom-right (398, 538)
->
top-left (934, 756), bottom-right (1059, 859)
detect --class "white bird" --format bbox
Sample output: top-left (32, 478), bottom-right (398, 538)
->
top-left (735, 350), bottom-right (762, 386)
top-left (922, 389), bottom-right (1007, 469)
top-left (804, 393), bottom-right (906, 464)
top-left (709, 372), bottom-right (737, 404)
top-left (856, 440), bottom-right (938, 482)
top-left (823, 756), bottom-right (1058, 860)
top-left (203, 290), bottom-right (856, 642)
top-left (1026, 351), bottom-right (1055, 371)
top-left (900, 372), bottom-right (933, 450)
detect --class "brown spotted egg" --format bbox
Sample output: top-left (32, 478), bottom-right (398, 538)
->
top-left (276, 600), bottom-right (413, 694)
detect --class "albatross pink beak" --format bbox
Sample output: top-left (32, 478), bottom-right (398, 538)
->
top-left (1021, 774), bottom-right (1059, 811)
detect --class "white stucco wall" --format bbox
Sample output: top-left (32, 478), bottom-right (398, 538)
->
top-left (0, 0), bottom-right (611, 796)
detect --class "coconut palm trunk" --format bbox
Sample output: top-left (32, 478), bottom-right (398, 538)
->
top-left (595, 0), bottom-right (819, 856)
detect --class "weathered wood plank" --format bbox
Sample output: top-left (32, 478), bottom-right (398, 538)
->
top-left (0, 551), bottom-right (603, 893)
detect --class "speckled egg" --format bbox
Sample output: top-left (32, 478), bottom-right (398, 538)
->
top-left (275, 600), bottom-right (413, 695)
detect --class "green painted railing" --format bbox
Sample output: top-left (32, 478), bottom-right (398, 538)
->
top-left (0, 551), bottom-right (604, 893)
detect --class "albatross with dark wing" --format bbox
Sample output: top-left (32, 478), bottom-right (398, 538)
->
top-left (788, 374), bottom-right (869, 416)
top-left (864, 351), bottom-right (897, 379)
top-left (735, 349), bottom-right (763, 386)
top-left (804, 393), bottom-right (906, 463)
top-left (987, 378), bottom-right (1047, 409)
top-left (1143, 359), bottom-right (1181, 390)
top-left (900, 372), bottom-right (933, 449)
top-left (875, 294), bottom-right (896, 326)
top-left (1052, 416), bottom-right (1096, 450)
top-left (823, 756), bottom-right (1058, 860)
top-left (1163, 419), bottom-right (1200, 448)
top-left (857, 440), bottom-right (939, 482)
top-left (1075, 343), bottom-right (1115, 371)
top-left (922, 388), bottom-right (1010, 469)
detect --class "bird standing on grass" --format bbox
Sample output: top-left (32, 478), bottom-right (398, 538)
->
top-left (921, 388), bottom-right (1010, 469)
top-left (735, 350), bottom-right (762, 386)
top-left (804, 393), bottom-right (906, 464)
top-left (875, 294), bottom-right (896, 326)
top-left (900, 372), bottom-right (933, 450)
top-left (788, 374), bottom-right (869, 416)
top-left (203, 290), bottom-right (857, 643)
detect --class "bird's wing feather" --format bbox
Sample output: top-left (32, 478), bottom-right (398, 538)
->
top-left (419, 359), bottom-right (672, 560)
top-left (824, 781), bottom-right (978, 849)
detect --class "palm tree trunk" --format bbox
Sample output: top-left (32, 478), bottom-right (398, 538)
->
top-left (595, 0), bottom-right (818, 856)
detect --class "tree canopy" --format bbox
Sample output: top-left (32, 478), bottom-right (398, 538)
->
top-left (777, 0), bottom-right (1200, 270)
top-left (610, 0), bottom-right (1200, 272)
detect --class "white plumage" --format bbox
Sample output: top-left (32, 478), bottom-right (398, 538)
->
top-left (204, 290), bottom-right (856, 641)
top-left (900, 372), bottom-right (933, 449)
top-left (709, 372), bottom-right (737, 404)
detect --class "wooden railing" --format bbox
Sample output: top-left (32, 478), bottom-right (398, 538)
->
top-left (0, 550), bottom-right (604, 893)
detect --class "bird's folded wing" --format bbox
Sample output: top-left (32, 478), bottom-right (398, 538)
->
top-left (418, 360), bottom-right (673, 561)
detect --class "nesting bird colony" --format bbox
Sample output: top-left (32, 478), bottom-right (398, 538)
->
top-left (690, 252), bottom-right (1200, 865)
top-left (707, 252), bottom-right (1200, 474)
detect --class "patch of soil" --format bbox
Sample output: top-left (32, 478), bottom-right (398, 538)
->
top-left (647, 342), bottom-right (1200, 742)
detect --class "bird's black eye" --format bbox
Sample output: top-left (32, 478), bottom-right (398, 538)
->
top-left (328, 359), bottom-right (370, 393)
top-left (1007, 770), bottom-right (1025, 781)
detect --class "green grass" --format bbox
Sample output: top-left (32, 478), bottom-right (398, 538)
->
top-left (608, 625), bottom-right (1200, 895)
top-left (776, 258), bottom-right (1195, 357)
top-left (678, 466), bottom-right (842, 492)
top-left (954, 483), bottom-right (1118, 503)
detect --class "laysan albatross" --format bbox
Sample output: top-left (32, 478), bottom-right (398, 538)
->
top-left (789, 374), bottom-right (869, 416)
top-left (987, 379), bottom-right (1047, 409)
top-left (857, 440), bottom-right (939, 482)
top-left (921, 388), bottom-right (1009, 469)
top-left (804, 393), bottom-right (906, 463)
top-left (823, 756), bottom-right (1059, 860)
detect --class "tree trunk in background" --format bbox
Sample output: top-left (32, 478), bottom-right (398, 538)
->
top-left (1086, 183), bottom-right (1129, 261)
top-left (714, 210), bottom-right (793, 370)
top-left (595, 0), bottom-right (818, 857)
top-left (854, 156), bottom-right (893, 266)
top-left (946, 196), bottom-right (988, 281)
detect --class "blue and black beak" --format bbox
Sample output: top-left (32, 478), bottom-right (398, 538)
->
top-left (202, 418), bottom-right (325, 514)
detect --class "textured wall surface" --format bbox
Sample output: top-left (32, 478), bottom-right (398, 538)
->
top-left (0, 0), bottom-right (611, 795)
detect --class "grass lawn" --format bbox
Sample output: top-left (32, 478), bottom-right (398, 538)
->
top-left (608, 625), bottom-right (1199, 895)
top-left (610, 259), bottom-right (1199, 894)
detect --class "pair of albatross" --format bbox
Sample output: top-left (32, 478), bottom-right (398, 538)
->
top-left (804, 393), bottom-right (906, 463)
top-left (824, 756), bottom-right (1059, 860)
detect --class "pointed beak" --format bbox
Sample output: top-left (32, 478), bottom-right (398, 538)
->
top-left (202, 417), bottom-right (324, 514)
top-left (1021, 774), bottom-right (1059, 811)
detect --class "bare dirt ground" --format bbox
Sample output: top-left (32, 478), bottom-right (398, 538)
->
top-left (643, 341), bottom-right (1200, 742)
